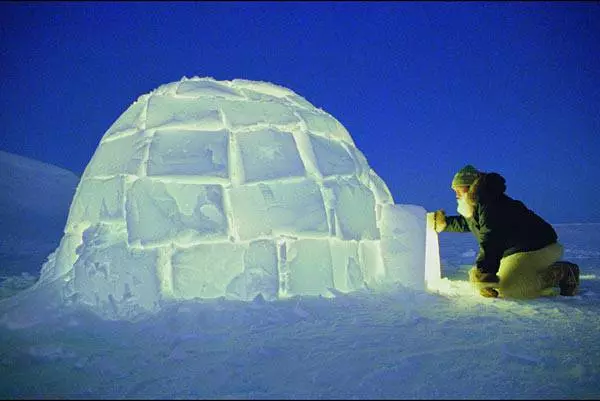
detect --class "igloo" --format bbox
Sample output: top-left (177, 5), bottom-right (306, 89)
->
top-left (38, 77), bottom-right (441, 320)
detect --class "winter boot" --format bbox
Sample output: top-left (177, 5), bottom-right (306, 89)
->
top-left (479, 287), bottom-right (499, 298)
top-left (559, 261), bottom-right (579, 296)
top-left (548, 261), bottom-right (580, 296)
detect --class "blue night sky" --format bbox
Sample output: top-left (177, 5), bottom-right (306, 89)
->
top-left (1, 1), bottom-right (599, 224)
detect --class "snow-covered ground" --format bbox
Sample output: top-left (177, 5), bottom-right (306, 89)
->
top-left (0, 224), bottom-right (598, 399)
top-left (1, 150), bottom-right (598, 399)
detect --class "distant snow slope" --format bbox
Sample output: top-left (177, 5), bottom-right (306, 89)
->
top-left (0, 150), bottom-right (79, 276)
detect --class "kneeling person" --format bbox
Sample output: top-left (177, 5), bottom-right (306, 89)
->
top-left (430, 165), bottom-right (579, 298)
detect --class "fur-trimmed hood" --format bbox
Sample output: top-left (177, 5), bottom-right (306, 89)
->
top-left (468, 172), bottom-right (507, 204)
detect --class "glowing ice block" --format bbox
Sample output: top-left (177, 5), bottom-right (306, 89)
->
top-left (379, 204), bottom-right (426, 290)
top-left (425, 215), bottom-right (442, 289)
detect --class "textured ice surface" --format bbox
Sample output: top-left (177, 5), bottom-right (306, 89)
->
top-left (237, 128), bottom-right (305, 183)
top-left (35, 77), bottom-right (435, 320)
top-left (229, 179), bottom-right (329, 240)
top-left (125, 179), bottom-right (228, 246)
top-left (147, 129), bottom-right (229, 178)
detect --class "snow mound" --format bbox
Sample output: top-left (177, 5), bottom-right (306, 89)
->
top-left (0, 150), bottom-right (79, 275)
top-left (15, 77), bottom-right (439, 321)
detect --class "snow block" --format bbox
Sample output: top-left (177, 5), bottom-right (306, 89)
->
top-left (296, 109), bottom-right (354, 145)
top-left (309, 134), bottom-right (356, 177)
top-left (281, 238), bottom-right (334, 297)
top-left (72, 223), bottom-right (161, 319)
top-left (324, 177), bottom-right (379, 241)
top-left (329, 239), bottom-right (364, 292)
top-left (237, 128), bottom-right (306, 183)
top-left (226, 239), bottom-right (279, 301)
top-left (176, 79), bottom-right (245, 99)
top-left (66, 176), bottom-right (126, 227)
top-left (126, 179), bottom-right (228, 246)
top-left (104, 97), bottom-right (146, 138)
top-left (146, 95), bottom-right (224, 131)
top-left (83, 133), bottom-right (150, 178)
top-left (171, 242), bottom-right (245, 299)
top-left (379, 204), bottom-right (427, 291)
top-left (219, 99), bottom-right (300, 128)
top-left (147, 128), bottom-right (229, 178)
top-left (228, 179), bottom-right (329, 240)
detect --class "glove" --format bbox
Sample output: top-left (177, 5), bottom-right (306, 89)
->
top-left (428, 209), bottom-right (446, 233)
top-left (468, 267), bottom-right (500, 284)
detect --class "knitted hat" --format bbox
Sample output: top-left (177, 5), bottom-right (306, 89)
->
top-left (451, 165), bottom-right (480, 188)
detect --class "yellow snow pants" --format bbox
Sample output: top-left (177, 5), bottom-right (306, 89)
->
top-left (471, 242), bottom-right (564, 298)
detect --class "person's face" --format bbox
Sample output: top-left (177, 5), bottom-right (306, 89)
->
top-left (452, 186), bottom-right (469, 200)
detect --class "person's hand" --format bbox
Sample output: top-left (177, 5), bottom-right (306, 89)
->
top-left (427, 209), bottom-right (446, 233)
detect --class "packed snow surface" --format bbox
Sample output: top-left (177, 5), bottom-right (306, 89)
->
top-left (0, 224), bottom-right (598, 399)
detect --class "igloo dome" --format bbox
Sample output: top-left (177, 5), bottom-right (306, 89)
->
top-left (38, 77), bottom-right (440, 320)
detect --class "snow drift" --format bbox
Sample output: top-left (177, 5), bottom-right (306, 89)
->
top-left (0, 150), bottom-right (79, 276)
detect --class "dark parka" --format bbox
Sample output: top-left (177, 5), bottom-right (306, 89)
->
top-left (443, 172), bottom-right (558, 275)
